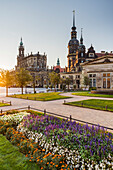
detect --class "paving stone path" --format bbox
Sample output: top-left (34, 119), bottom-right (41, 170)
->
top-left (0, 92), bottom-right (113, 130)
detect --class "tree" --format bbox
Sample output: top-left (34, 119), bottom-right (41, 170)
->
top-left (0, 70), bottom-right (14, 96)
top-left (15, 68), bottom-right (32, 94)
top-left (60, 78), bottom-right (66, 91)
top-left (83, 76), bottom-right (90, 89)
top-left (49, 72), bottom-right (60, 91)
top-left (73, 84), bottom-right (76, 91)
top-left (66, 77), bottom-right (71, 91)
top-left (31, 73), bottom-right (40, 94)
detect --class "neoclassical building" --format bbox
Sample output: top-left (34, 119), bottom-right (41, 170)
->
top-left (61, 11), bottom-right (113, 90)
top-left (81, 55), bottom-right (113, 90)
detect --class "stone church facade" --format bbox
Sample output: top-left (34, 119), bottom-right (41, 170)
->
top-left (15, 38), bottom-right (49, 87)
top-left (16, 38), bottom-right (47, 71)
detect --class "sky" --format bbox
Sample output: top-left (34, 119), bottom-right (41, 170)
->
top-left (0, 0), bottom-right (113, 70)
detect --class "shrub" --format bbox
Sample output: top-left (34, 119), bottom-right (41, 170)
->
top-left (89, 87), bottom-right (96, 91)
top-left (5, 110), bottom-right (19, 115)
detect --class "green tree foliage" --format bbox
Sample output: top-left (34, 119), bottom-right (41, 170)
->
top-left (73, 84), bottom-right (76, 91)
top-left (0, 70), bottom-right (14, 96)
top-left (49, 72), bottom-right (60, 91)
top-left (15, 68), bottom-right (32, 94)
top-left (31, 73), bottom-right (40, 94)
top-left (83, 76), bottom-right (90, 88)
top-left (66, 77), bottom-right (71, 91)
top-left (60, 78), bottom-right (66, 91)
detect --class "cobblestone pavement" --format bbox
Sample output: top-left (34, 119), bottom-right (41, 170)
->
top-left (0, 92), bottom-right (113, 130)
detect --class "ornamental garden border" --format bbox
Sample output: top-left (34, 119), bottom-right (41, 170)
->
top-left (1, 105), bottom-right (113, 132)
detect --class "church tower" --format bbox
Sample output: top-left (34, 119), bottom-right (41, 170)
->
top-left (19, 38), bottom-right (24, 58)
top-left (67, 10), bottom-right (79, 72)
top-left (17, 38), bottom-right (24, 68)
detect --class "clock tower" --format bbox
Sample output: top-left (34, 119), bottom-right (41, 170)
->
top-left (67, 10), bottom-right (79, 72)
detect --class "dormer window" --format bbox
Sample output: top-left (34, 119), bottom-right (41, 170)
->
top-left (89, 53), bottom-right (94, 57)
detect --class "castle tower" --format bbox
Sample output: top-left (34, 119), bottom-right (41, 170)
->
top-left (67, 10), bottom-right (79, 72)
top-left (77, 28), bottom-right (86, 65)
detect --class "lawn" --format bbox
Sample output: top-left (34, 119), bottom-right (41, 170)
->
top-left (72, 91), bottom-right (113, 98)
top-left (9, 92), bottom-right (71, 101)
top-left (0, 134), bottom-right (39, 170)
top-left (0, 102), bottom-right (10, 107)
top-left (64, 99), bottom-right (113, 111)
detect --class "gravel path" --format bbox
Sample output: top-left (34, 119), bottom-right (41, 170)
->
top-left (0, 92), bottom-right (113, 130)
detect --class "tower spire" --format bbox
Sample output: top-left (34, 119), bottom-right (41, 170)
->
top-left (20, 37), bottom-right (23, 46)
top-left (73, 10), bottom-right (75, 27)
top-left (72, 10), bottom-right (76, 31)
top-left (57, 58), bottom-right (60, 66)
top-left (80, 28), bottom-right (83, 44)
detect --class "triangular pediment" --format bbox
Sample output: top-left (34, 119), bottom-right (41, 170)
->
top-left (81, 55), bottom-right (113, 66)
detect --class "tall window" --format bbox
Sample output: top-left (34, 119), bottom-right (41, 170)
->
top-left (89, 74), bottom-right (96, 87)
top-left (81, 53), bottom-right (83, 57)
top-left (93, 79), bottom-right (96, 87)
top-left (103, 73), bottom-right (110, 89)
top-left (90, 79), bottom-right (92, 87)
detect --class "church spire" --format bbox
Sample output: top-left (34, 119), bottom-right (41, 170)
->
top-left (20, 37), bottom-right (23, 46)
top-left (80, 28), bottom-right (83, 44)
top-left (57, 58), bottom-right (60, 66)
top-left (72, 10), bottom-right (76, 31)
top-left (73, 10), bottom-right (75, 27)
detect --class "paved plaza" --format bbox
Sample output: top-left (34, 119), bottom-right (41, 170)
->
top-left (0, 92), bottom-right (113, 130)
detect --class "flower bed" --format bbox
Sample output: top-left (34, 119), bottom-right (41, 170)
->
top-left (0, 111), bottom-right (113, 169)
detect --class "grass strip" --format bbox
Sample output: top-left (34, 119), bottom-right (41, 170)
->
top-left (72, 91), bottom-right (113, 98)
top-left (9, 92), bottom-right (71, 101)
top-left (0, 103), bottom-right (10, 107)
top-left (64, 99), bottom-right (113, 112)
top-left (0, 134), bottom-right (40, 170)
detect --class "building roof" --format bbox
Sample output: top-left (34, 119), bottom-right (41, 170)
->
top-left (81, 55), bottom-right (113, 66)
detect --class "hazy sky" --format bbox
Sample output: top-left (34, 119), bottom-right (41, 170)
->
top-left (0, 0), bottom-right (113, 69)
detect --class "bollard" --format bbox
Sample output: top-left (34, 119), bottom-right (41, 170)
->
top-left (28, 105), bottom-right (30, 110)
top-left (64, 100), bottom-right (66, 104)
top-left (105, 105), bottom-right (107, 110)
top-left (70, 115), bottom-right (72, 121)
top-left (81, 102), bottom-right (83, 106)
top-left (44, 109), bottom-right (46, 116)
top-left (1, 109), bottom-right (2, 114)
top-left (10, 101), bottom-right (11, 106)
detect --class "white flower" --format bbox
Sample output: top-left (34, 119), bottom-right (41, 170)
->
top-left (0, 111), bottom-right (30, 123)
